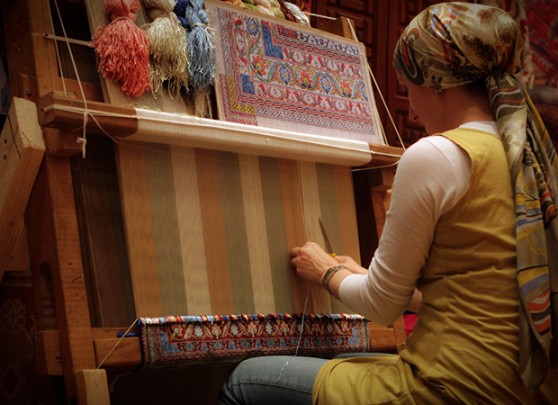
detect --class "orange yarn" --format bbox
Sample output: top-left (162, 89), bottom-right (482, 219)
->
top-left (93, 0), bottom-right (151, 98)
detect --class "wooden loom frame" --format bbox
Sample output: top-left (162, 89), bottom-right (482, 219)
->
top-left (0, 1), bottom-right (406, 403)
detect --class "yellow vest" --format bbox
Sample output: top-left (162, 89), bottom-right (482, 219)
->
top-left (313, 128), bottom-right (558, 404)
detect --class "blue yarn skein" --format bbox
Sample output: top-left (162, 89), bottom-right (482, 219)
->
top-left (185, 0), bottom-right (215, 90)
top-left (173, 0), bottom-right (189, 29)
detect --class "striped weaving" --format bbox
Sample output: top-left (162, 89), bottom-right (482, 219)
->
top-left (116, 143), bottom-right (360, 318)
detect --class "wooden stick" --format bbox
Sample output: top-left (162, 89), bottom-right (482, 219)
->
top-left (75, 369), bottom-right (111, 405)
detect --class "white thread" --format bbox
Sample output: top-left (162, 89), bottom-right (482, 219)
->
top-left (50, 0), bottom-right (90, 158)
top-left (345, 21), bottom-right (406, 152)
top-left (275, 283), bottom-right (311, 382)
top-left (47, 1), bottom-right (67, 97)
top-left (305, 12), bottom-right (337, 21)
top-left (43, 33), bottom-right (93, 48)
top-left (97, 319), bottom-right (138, 369)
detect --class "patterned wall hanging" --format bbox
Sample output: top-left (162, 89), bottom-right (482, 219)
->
top-left (206, 0), bottom-right (384, 145)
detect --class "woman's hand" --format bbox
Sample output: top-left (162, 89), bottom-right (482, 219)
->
top-left (290, 242), bottom-right (338, 285)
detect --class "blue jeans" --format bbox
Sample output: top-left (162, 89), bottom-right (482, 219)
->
top-left (219, 353), bottom-right (390, 404)
top-left (219, 355), bottom-right (327, 405)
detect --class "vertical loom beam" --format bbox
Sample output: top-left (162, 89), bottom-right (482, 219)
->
top-left (26, 156), bottom-right (100, 403)
top-left (0, 98), bottom-right (45, 281)
top-left (2, 0), bottom-right (109, 402)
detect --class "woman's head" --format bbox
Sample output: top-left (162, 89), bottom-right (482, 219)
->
top-left (393, 2), bottom-right (524, 92)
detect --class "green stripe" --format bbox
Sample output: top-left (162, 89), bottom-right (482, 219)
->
top-left (316, 163), bottom-right (342, 255)
top-left (218, 151), bottom-right (254, 313)
top-left (146, 144), bottom-right (187, 314)
top-left (260, 156), bottom-right (293, 312)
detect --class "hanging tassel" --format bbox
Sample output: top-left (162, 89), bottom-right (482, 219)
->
top-left (142, 0), bottom-right (189, 98)
top-left (280, 0), bottom-right (309, 25)
top-left (93, 0), bottom-right (151, 99)
top-left (267, 0), bottom-right (286, 19)
top-left (219, 0), bottom-right (246, 8)
top-left (175, 0), bottom-right (215, 117)
top-left (173, 0), bottom-right (188, 27)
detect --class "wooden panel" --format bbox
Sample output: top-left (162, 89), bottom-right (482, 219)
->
top-left (384, 0), bottom-right (438, 146)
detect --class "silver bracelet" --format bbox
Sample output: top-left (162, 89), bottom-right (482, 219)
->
top-left (321, 264), bottom-right (347, 293)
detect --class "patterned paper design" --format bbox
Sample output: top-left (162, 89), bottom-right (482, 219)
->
top-left (208, 1), bottom-right (383, 144)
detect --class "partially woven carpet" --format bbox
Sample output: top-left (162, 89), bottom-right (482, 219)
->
top-left (139, 313), bottom-right (371, 369)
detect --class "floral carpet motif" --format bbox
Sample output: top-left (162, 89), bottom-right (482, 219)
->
top-left (139, 313), bottom-right (371, 369)
top-left (208, 1), bottom-right (383, 144)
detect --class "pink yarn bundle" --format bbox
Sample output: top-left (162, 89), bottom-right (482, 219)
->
top-left (93, 0), bottom-right (151, 98)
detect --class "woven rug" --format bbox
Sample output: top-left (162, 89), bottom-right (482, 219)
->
top-left (207, 0), bottom-right (383, 145)
top-left (139, 313), bottom-right (371, 369)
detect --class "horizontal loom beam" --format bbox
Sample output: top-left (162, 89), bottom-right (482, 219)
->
top-left (35, 320), bottom-right (405, 376)
top-left (37, 92), bottom-right (402, 167)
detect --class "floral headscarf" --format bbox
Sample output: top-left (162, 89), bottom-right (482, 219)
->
top-left (393, 2), bottom-right (558, 390)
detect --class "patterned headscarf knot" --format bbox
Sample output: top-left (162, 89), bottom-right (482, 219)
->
top-left (393, 2), bottom-right (523, 92)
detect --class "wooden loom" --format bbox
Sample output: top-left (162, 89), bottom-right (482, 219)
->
top-left (0, 0), bottom-right (405, 403)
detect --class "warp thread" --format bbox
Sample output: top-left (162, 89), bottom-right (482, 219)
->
top-left (142, 0), bottom-right (189, 99)
top-left (93, 0), bottom-right (151, 99)
top-left (175, 0), bottom-right (215, 117)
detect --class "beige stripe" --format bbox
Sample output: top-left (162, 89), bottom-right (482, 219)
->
top-left (239, 154), bottom-right (275, 313)
top-left (170, 146), bottom-right (211, 315)
top-left (316, 163), bottom-right (342, 256)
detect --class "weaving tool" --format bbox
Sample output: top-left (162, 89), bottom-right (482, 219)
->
top-left (319, 217), bottom-right (336, 258)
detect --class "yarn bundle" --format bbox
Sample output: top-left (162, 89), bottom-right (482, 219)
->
top-left (175, 0), bottom-right (215, 117)
top-left (93, 0), bottom-right (151, 99)
top-left (92, 0), bottom-right (309, 107)
top-left (142, 0), bottom-right (190, 99)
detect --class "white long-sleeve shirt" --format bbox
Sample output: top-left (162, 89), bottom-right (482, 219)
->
top-left (339, 121), bottom-right (499, 325)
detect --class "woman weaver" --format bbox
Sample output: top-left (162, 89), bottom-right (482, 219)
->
top-left (220, 3), bottom-right (558, 403)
